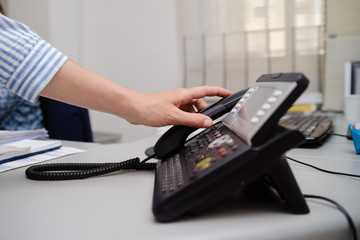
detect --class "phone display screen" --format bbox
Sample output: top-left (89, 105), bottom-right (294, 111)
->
top-left (223, 81), bottom-right (296, 145)
top-left (236, 86), bottom-right (276, 122)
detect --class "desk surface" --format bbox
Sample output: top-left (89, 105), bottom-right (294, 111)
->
top-left (0, 116), bottom-right (359, 240)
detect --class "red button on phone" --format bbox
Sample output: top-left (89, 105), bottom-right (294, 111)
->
top-left (218, 147), bottom-right (227, 155)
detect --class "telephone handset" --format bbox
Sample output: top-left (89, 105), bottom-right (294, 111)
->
top-left (152, 73), bottom-right (310, 222)
top-left (153, 89), bottom-right (248, 159)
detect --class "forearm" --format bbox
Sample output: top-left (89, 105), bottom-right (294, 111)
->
top-left (41, 59), bottom-right (232, 128)
top-left (40, 59), bottom-right (138, 119)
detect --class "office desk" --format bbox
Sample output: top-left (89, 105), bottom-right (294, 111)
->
top-left (0, 119), bottom-right (359, 240)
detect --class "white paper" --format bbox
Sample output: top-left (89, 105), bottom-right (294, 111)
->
top-left (0, 129), bottom-right (48, 145)
top-left (0, 139), bottom-right (62, 162)
top-left (0, 147), bottom-right (85, 173)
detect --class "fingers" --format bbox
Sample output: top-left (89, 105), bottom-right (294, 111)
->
top-left (127, 86), bottom-right (231, 128)
top-left (186, 86), bottom-right (231, 100)
top-left (189, 99), bottom-right (206, 112)
top-left (178, 86), bottom-right (230, 112)
top-left (174, 86), bottom-right (231, 127)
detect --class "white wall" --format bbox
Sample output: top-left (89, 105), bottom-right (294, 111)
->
top-left (5, 0), bottom-right (181, 143)
top-left (81, 0), bottom-right (181, 142)
top-left (5, 0), bottom-right (50, 40)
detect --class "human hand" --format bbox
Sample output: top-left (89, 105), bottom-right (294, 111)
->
top-left (125, 86), bottom-right (231, 128)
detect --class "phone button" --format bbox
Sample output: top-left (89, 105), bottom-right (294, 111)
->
top-left (267, 96), bottom-right (277, 103)
top-left (218, 147), bottom-right (227, 156)
top-left (262, 103), bottom-right (271, 110)
top-left (251, 116), bottom-right (260, 123)
top-left (273, 90), bottom-right (283, 96)
top-left (256, 110), bottom-right (266, 116)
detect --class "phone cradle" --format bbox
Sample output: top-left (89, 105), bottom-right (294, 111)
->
top-left (152, 125), bottom-right (309, 222)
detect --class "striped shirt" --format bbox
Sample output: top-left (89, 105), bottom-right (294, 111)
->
top-left (0, 13), bottom-right (68, 103)
top-left (0, 85), bottom-right (43, 130)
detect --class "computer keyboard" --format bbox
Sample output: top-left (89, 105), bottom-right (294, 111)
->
top-left (279, 114), bottom-right (334, 146)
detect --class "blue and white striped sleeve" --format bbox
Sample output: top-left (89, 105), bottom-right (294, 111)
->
top-left (0, 13), bottom-right (68, 103)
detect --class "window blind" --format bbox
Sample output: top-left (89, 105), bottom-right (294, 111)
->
top-left (179, 0), bottom-right (325, 97)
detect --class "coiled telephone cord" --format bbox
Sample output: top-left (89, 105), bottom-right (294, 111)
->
top-left (25, 156), bottom-right (156, 181)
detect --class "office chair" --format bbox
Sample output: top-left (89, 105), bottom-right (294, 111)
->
top-left (40, 97), bottom-right (93, 142)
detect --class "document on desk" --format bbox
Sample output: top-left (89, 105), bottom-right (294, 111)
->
top-left (0, 128), bottom-right (48, 145)
top-left (0, 139), bottom-right (62, 163)
top-left (0, 146), bottom-right (85, 173)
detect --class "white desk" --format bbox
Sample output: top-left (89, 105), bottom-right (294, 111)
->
top-left (0, 117), bottom-right (359, 240)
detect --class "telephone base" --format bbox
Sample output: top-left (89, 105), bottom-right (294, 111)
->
top-left (152, 126), bottom-right (309, 222)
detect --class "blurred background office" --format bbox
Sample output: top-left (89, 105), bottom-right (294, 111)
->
top-left (2, 0), bottom-right (359, 143)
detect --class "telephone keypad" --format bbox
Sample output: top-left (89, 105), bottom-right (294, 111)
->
top-left (185, 126), bottom-right (241, 178)
top-left (158, 125), bottom-right (245, 194)
top-left (160, 154), bottom-right (184, 193)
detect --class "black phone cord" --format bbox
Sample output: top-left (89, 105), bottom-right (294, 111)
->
top-left (25, 157), bottom-right (156, 181)
top-left (304, 194), bottom-right (358, 240)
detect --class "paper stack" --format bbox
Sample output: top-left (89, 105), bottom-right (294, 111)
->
top-left (0, 129), bottom-right (62, 164)
top-left (0, 128), bottom-right (48, 144)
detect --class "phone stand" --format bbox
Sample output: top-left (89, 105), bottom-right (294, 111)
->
top-left (260, 154), bottom-right (309, 214)
top-left (245, 126), bottom-right (309, 214)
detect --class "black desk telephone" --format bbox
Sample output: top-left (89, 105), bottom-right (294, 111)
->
top-left (151, 72), bottom-right (310, 221)
top-left (26, 72), bottom-right (310, 222)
